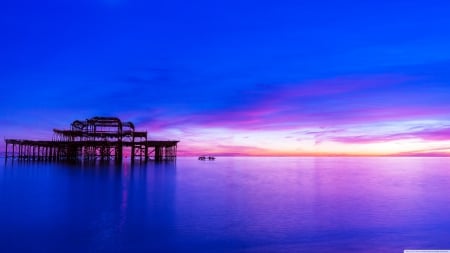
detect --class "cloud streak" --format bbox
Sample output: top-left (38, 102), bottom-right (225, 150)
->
top-left (330, 126), bottom-right (450, 144)
top-left (139, 74), bottom-right (445, 131)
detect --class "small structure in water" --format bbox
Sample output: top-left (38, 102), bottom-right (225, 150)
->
top-left (198, 155), bottom-right (215, 160)
top-left (4, 117), bottom-right (179, 162)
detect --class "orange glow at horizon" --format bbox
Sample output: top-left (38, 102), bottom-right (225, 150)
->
top-left (149, 121), bottom-right (450, 157)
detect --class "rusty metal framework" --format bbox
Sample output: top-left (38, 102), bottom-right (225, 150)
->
top-left (4, 117), bottom-right (179, 162)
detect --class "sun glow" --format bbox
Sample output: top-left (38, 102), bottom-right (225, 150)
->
top-left (152, 122), bottom-right (450, 156)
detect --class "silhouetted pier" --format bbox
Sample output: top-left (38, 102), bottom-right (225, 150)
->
top-left (4, 117), bottom-right (179, 162)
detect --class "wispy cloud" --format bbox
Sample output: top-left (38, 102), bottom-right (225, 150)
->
top-left (330, 126), bottom-right (450, 144)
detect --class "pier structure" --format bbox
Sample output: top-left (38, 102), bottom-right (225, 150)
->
top-left (4, 117), bottom-right (179, 162)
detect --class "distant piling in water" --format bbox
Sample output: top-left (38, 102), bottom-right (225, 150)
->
top-left (4, 117), bottom-right (179, 162)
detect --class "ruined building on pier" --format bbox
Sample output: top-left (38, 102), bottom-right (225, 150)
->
top-left (4, 117), bottom-right (179, 161)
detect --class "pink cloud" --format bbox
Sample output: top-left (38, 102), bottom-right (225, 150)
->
top-left (136, 74), bottom-right (446, 133)
top-left (331, 126), bottom-right (450, 144)
top-left (186, 105), bottom-right (449, 132)
top-left (126, 73), bottom-right (450, 156)
top-left (190, 75), bottom-right (441, 129)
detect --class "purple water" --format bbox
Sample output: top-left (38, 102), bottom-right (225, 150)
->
top-left (1, 157), bottom-right (450, 252)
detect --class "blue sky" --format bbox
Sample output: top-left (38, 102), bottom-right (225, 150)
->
top-left (2, 0), bottom-right (450, 155)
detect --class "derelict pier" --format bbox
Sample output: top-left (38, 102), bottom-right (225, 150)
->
top-left (4, 117), bottom-right (179, 162)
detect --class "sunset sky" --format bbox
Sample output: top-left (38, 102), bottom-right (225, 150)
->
top-left (2, 0), bottom-right (450, 156)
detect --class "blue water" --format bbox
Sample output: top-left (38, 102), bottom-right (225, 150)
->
top-left (1, 157), bottom-right (450, 252)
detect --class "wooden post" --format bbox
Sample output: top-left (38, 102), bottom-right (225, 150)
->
top-left (155, 146), bottom-right (161, 161)
top-left (145, 145), bottom-right (149, 161)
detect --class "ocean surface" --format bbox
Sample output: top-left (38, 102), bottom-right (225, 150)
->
top-left (1, 157), bottom-right (450, 252)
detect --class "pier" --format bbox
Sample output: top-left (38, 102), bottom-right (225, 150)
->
top-left (4, 117), bottom-right (179, 162)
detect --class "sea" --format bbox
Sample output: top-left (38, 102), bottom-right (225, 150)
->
top-left (1, 157), bottom-right (450, 252)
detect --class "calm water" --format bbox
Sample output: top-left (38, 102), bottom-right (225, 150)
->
top-left (1, 157), bottom-right (450, 252)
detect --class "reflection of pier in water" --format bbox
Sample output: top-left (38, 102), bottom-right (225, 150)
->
top-left (4, 117), bottom-right (179, 162)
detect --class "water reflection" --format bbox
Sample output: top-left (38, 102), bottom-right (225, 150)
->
top-left (1, 157), bottom-right (450, 252)
top-left (0, 159), bottom-right (177, 252)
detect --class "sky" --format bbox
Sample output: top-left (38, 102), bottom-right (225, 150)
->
top-left (1, 0), bottom-right (450, 156)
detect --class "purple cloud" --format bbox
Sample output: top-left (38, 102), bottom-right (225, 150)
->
top-left (330, 126), bottom-right (450, 144)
